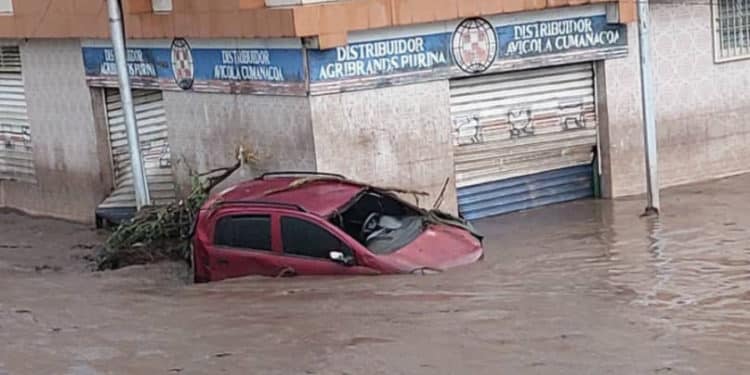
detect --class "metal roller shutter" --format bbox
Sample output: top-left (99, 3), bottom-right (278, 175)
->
top-left (0, 46), bottom-right (35, 183)
top-left (450, 63), bottom-right (597, 220)
top-left (98, 88), bottom-right (176, 211)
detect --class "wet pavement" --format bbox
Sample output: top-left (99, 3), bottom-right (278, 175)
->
top-left (2, 174), bottom-right (750, 374)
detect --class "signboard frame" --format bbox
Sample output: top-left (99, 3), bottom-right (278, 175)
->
top-left (81, 13), bottom-right (628, 96)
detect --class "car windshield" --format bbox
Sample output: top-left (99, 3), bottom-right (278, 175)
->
top-left (331, 191), bottom-right (424, 254)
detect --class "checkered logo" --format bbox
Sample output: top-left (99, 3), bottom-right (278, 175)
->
top-left (451, 18), bottom-right (498, 74)
top-left (171, 38), bottom-right (194, 90)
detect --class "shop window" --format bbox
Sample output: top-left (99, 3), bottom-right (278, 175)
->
top-left (0, 0), bottom-right (12, 14)
top-left (714, 0), bottom-right (750, 61)
top-left (281, 217), bottom-right (341, 259)
top-left (214, 215), bottom-right (272, 251)
top-left (152, 0), bottom-right (172, 13)
top-left (265, 0), bottom-right (337, 7)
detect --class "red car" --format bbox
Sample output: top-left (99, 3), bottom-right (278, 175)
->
top-left (192, 172), bottom-right (483, 282)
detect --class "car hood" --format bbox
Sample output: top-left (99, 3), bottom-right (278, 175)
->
top-left (379, 223), bottom-right (483, 272)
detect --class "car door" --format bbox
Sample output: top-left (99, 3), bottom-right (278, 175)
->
top-left (278, 215), bottom-right (379, 276)
top-left (207, 213), bottom-right (286, 280)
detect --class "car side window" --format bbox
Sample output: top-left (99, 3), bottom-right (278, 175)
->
top-left (214, 215), bottom-right (272, 251)
top-left (281, 217), bottom-right (343, 259)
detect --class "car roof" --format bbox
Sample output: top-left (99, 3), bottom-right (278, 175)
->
top-left (206, 176), bottom-right (367, 217)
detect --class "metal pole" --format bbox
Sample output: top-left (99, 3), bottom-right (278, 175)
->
top-left (106, 0), bottom-right (151, 209)
top-left (637, 0), bottom-right (660, 215)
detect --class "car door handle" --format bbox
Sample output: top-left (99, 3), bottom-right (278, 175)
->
top-left (276, 267), bottom-right (297, 278)
top-left (217, 258), bottom-right (229, 265)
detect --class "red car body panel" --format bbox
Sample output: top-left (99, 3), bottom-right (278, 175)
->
top-left (193, 176), bottom-right (483, 282)
top-left (210, 177), bottom-right (364, 216)
top-left (378, 225), bottom-right (483, 271)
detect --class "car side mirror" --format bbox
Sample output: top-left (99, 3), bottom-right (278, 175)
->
top-left (329, 250), bottom-right (355, 266)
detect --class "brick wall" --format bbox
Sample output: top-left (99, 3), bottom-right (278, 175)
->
top-left (604, 3), bottom-right (750, 197)
top-left (310, 81), bottom-right (458, 214)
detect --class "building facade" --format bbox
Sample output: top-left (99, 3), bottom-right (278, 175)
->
top-left (0, 0), bottom-right (748, 223)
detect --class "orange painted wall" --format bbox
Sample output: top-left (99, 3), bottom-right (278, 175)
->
top-left (0, 0), bottom-right (295, 39)
top-left (0, 0), bottom-right (635, 43)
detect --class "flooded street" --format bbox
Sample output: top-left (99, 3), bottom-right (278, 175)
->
top-left (3, 174), bottom-right (750, 374)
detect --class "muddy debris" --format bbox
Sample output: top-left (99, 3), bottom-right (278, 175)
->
top-left (3, 174), bottom-right (750, 373)
top-left (96, 148), bottom-right (258, 271)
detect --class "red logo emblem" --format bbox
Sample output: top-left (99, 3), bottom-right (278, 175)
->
top-left (171, 38), bottom-right (194, 90)
top-left (451, 18), bottom-right (498, 74)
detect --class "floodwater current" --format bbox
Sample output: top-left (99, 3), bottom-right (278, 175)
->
top-left (2, 174), bottom-right (750, 374)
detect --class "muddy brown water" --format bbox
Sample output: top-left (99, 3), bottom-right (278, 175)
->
top-left (2, 175), bottom-right (750, 374)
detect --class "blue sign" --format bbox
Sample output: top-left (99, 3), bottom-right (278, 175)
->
top-left (497, 15), bottom-right (626, 59)
top-left (308, 15), bottom-right (626, 83)
top-left (82, 42), bottom-right (305, 94)
top-left (308, 33), bottom-right (452, 82)
top-left (189, 49), bottom-right (304, 82)
top-left (82, 48), bottom-right (169, 78)
top-left (82, 15), bottom-right (627, 94)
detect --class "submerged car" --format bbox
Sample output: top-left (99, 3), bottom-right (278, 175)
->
top-left (192, 172), bottom-right (483, 282)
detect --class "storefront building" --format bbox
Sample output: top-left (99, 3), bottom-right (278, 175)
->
top-left (0, 0), bottom-right (748, 223)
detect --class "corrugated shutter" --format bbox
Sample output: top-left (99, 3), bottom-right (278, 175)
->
top-left (98, 88), bottom-right (176, 209)
top-left (0, 46), bottom-right (35, 183)
top-left (450, 63), bottom-right (597, 220)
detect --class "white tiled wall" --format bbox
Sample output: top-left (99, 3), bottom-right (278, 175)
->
top-left (310, 81), bottom-right (458, 214)
top-left (1, 39), bottom-right (109, 222)
top-left (162, 92), bottom-right (317, 197)
top-left (604, 3), bottom-right (750, 197)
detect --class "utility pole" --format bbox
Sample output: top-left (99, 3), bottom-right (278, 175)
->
top-left (106, 0), bottom-right (151, 209)
top-left (637, 0), bottom-right (660, 215)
